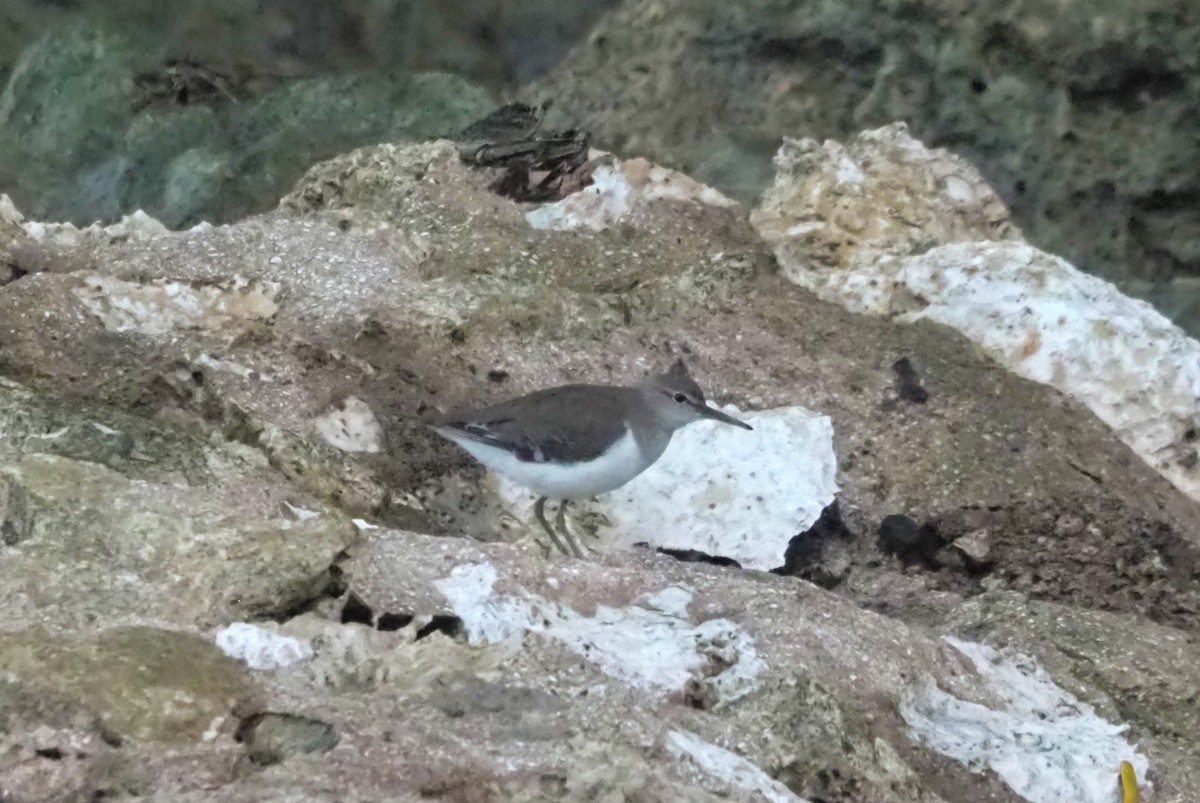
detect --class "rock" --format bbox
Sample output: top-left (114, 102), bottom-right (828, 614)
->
top-left (533, 0), bottom-right (1200, 330)
top-left (0, 27), bottom-right (136, 176)
top-left (332, 529), bottom-right (1012, 801)
top-left (751, 125), bottom-right (1200, 508)
top-left (0, 451), bottom-right (354, 630)
top-left (948, 529), bottom-right (992, 571)
top-left (215, 623), bottom-right (314, 671)
top-left (750, 125), bottom-right (1019, 282)
top-left (0, 194), bottom-right (29, 285)
top-left (0, 627), bottom-right (252, 743)
top-left (942, 591), bottom-right (1200, 803)
top-left (0, 133), bottom-right (1199, 799)
top-left (235, 712), bottom-right (338, 766)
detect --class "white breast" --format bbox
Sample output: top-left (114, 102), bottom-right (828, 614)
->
top-left (441, 427), bottom-right (654, 499)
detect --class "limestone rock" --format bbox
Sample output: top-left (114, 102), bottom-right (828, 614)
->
top-left (533, 0), bottom-right (1200, 332)
top-left (0, 135), bottom-right (1197, 800)
top-left (752, 125), bottom-right (1200, 508)
top-left (0, 451), bottom-right (354, 630)
top-left (750, 125), bottom-right (1019, 277)
top-left (0, 627), bottom-right (252, 744)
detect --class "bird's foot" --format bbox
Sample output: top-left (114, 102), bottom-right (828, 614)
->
top-left (553, 501), bottom-right (586, 559)
top-left (534, 497), bottom-right (575, 557)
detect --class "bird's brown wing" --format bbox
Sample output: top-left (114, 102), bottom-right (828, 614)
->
top-left (434, 385), bottom-right (632, 464)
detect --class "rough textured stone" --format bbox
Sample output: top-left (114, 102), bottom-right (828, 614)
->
top-left (750, 125), bottom-right (1021, 277)
top-left (0, 452), bottom-right (354, 631)
top-left (0, 136), bottom-right (1197, 799)
top-left (0, 627), bottom-right (252, 743)
top-left (751, 125), bottom-right (1200, 509)
top-left (532, 0), bottom-right (1200, 331)
top-left (941, 592), bottom-right (1200, 802)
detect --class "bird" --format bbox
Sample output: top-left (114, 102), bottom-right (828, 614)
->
top-left (431, 358), bottom-right (752, 557)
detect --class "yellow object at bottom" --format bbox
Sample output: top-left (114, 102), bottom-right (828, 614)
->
top-left (1119, 761), bottom-right (1139, 803)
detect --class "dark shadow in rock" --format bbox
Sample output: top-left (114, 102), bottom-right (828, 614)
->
top-left (1, 262), bottom-right (29, 287)
top-left (877, 514), bottom-right (945, 569)
top-left (264, 557), bottom-right (349, 623)
top-left (235, 712), bottom-right (338, 766)
top-left (340, 592), bottom-right (373, 626)
top-left (415, 614), bottom-right (465, 642)
top-left (776, 500), bottom-right (854, 588)
top-left (376, 612), bottom-right (414, 632)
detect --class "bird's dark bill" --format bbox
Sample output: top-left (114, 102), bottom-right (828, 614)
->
top-left (700, 405), bottom-right (752, 430)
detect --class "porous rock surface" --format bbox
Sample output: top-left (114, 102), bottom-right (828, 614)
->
top-left (531, 0), bottom-right (1200, 332)
top-left (0, 129), bottom-right (1197, 801)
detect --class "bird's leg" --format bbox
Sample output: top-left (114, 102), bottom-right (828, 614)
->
top-left (554, 500), bottom-right (585, 558)
top-left (534, 496), bottom-right (571, 556)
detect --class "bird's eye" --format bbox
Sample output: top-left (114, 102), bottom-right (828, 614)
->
top-left (673, 393), bottom-right (688, 403)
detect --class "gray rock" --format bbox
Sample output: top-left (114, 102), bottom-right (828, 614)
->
top-left (0, 626), bottom-right (253, 743)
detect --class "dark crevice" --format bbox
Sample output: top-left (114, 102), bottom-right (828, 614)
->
top-left (1067, 459), bottom-right (1104, 485)
top-left (777, 500), bottom-right (855, 587)
top-left (340, 592), bottom-right (373, 626)
top-left (35, 747), bottom-right (64, 760)
top-left (2, 262), bottom-right (29, 286)
top-left (267, 558), bottom-right (349, 624)
top-left (376, 612), bottom-right (413, 631)
top-left (415, 614), bottom-right (465, 641)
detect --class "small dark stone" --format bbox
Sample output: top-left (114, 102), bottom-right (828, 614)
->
top-left (486, 369), bottom-right (510, 383)
top-left (657, 547), bottom-right (742, 568)
top-left (892, 357), bottom-right (929, 403)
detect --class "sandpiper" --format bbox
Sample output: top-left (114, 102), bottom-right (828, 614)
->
top-left (432, 359), bottom-right (752, 557)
